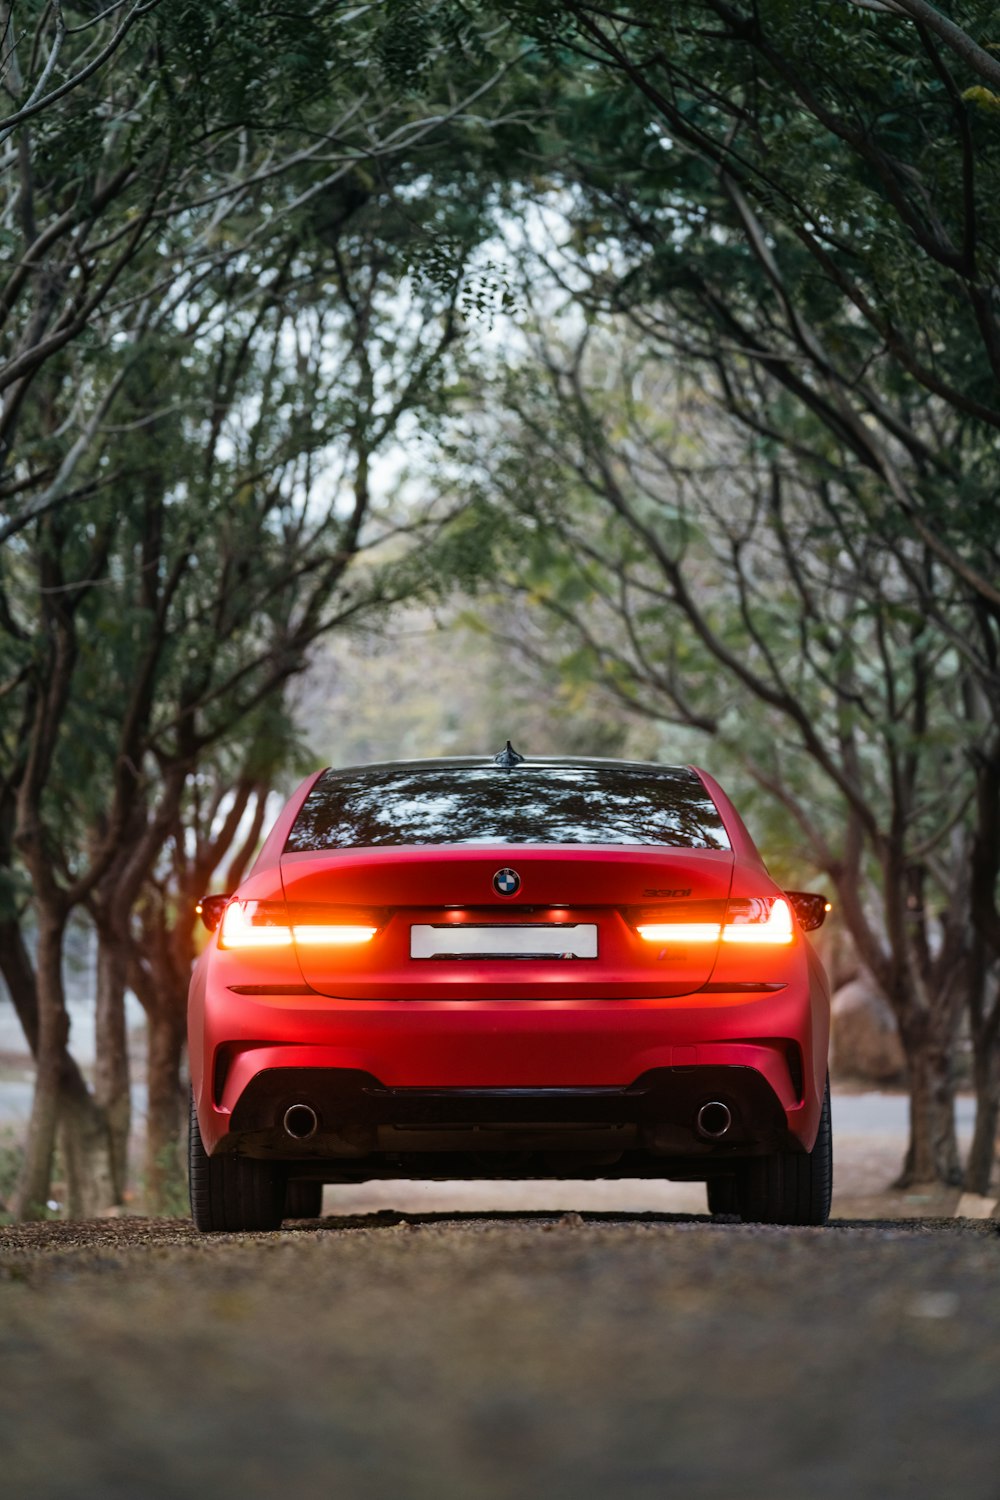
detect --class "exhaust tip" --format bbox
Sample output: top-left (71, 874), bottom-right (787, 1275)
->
top-left (283, 1103), bottom-right (318, 1141)
top-left (696, 1101), bottom-right (732, 1140)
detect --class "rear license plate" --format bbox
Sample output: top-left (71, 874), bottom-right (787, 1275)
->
top-left (410, 924), bottom-right (598, 959)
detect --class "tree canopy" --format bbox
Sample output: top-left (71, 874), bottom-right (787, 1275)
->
top-left (0, 0), bottom-right (998, 1210)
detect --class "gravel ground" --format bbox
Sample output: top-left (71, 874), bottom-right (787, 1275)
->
top-left (2, 1207), bottom-right (999, 1500)
top-left (1, 1099), bottom-right (995, 1498)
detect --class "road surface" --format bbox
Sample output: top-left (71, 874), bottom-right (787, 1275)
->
top-left (1, 1212), bottom-right (997, 1500)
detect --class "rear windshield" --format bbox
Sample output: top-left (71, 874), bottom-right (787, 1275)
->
top-left (285, 765), bottom-right (730, 852)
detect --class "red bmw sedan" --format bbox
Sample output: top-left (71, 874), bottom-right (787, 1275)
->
top-left (188, 747), bottom-right (832, 1231)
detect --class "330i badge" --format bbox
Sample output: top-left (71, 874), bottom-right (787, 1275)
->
top-left (188, 745), bottom-right (832, 1231)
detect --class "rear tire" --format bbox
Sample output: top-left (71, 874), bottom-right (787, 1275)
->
top-left (735, 1074), bottom-right (833, 1226)
top-left (189, 1090), bottom-right (285, 1232)
top-left (285, 1178), bottom-right (324, 1219)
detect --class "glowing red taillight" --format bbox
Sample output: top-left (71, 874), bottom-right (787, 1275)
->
top-left (720, 896), bottom-right (794, 945)
top-left (633, 896), bottom-right (794, 946)
top-left (635, 918), bottom-right (723, 943)
top-left (219, 900), bottom-right (380, 950)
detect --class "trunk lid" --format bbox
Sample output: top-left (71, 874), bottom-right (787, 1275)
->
top-left (279, 844), bottom-right (734, 1000)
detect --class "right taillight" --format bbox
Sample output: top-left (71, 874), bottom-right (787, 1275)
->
top-left (633, 896), bottom-right (794, 945)
top-left (720, 896), bottom-right (793, 945)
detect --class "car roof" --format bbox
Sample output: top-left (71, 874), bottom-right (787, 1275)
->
top-left (321, 756), bottom-right (695, 777)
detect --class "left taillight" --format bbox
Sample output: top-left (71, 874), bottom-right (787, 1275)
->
top-left (633, 896), bottom-right (794, 946)
top-left (218, 900), bottom-right (380, 950)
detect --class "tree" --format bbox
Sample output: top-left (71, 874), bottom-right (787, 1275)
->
top-left (0, 0), bottom-right (534, 1219)
top-left (447, 294), bottom-right (996, 1186)
top-left (499, 0), bottom-right (1000, 963)
top-left (124, 724), bottom-right (289, 1212)
top-left (408, 0), bottom-right (1000, 1184)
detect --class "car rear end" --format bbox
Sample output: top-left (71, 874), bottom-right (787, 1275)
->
top-left (188, 757), bottom-right (831, 1226)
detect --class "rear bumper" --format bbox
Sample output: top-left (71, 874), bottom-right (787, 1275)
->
top-left (189, 978), bottom-right (829, 1162)
top-left (221, 1063), bottom-right (793, 1175)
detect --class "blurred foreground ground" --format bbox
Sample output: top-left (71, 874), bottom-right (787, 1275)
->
top-left (1, 1210), bottom-right (998, 1500)
top-left (2, 1064), bottom-right (997, 1496)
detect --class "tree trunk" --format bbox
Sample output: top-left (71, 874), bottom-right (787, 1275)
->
top-left (0, 916), bottom-right (40, 1054)
top-left (896, 1037), bottom-right (962, 1188)
top-left (880, 913), bottom-right (968, 1190)
top-left (0, 912), bottom-right (119, 1217)
top-left (144, 1004), bottom-right (188, 1214)
top-left (969, 733), bottom-right (1000, 963)
top-left (966, 1033), bottom-right (1000, 1196)
top-left (57, 1065), bottom-right (116, 1218)
top-left (964, 934), bottom-right (999, 1196)
top-left (10, 917), bottom-right (68, 1220)
top-left (94, 930), bottom-right (131, 1204)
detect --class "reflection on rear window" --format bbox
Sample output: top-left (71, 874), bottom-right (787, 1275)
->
top-left (285, 765), bottom-right (730, 852)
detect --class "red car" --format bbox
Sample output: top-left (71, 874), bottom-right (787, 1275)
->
top-left (188, 747), bottom-right (832, 1231)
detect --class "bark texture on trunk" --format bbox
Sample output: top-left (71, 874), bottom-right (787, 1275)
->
top-left (144, 1007), bottom-right (188, 1213)
top-left (0, 917), bottom-right (39, 1054)
top-left (58, 1075), bottom-right (116, 1218)
top-left (94, 934), bottom-right (131, 1204)
top-left (896, 1040), bottom-right (962, 1188)
top-left (966, 1046), bottom-right (1000, 1196)
top-left (10, 922), bottom-right (68, 1220)
top-left (965, 942), bottom-right (999, 1197)
top-left (0, 914), bottom-right (119, 1216)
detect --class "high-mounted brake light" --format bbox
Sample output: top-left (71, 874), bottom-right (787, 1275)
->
top-left (219, 900), bottom-right (378, 950)
top-left (635, 896), bottom-right (794, 946)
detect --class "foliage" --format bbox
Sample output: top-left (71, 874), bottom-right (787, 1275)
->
top-left (436, 264), bottom-right (996, 1185)
top-left (485, 1), bottom-right (1000, 622)
top-left (435, 0), bottom-right (1000, 1184)
top-left (2, 0), bottom-right (999, 1208)
top-left (0, 0), bottom-right (530, 1218)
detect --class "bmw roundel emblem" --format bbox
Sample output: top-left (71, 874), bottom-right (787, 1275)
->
top-left (493, 867), bottom-right (521, 897)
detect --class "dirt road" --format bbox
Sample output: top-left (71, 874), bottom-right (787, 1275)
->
top-left (2, 1211), bottom-right (998, 1500)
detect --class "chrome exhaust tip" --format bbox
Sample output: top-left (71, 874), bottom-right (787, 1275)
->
top-left (283, 1103), bottom-right (318, 1141)
top-left (696, 1101), bottom-right (732, 1140)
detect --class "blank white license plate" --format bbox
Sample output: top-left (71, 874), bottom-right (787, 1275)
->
top-left (410, 924), bottom-right (598, 959)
